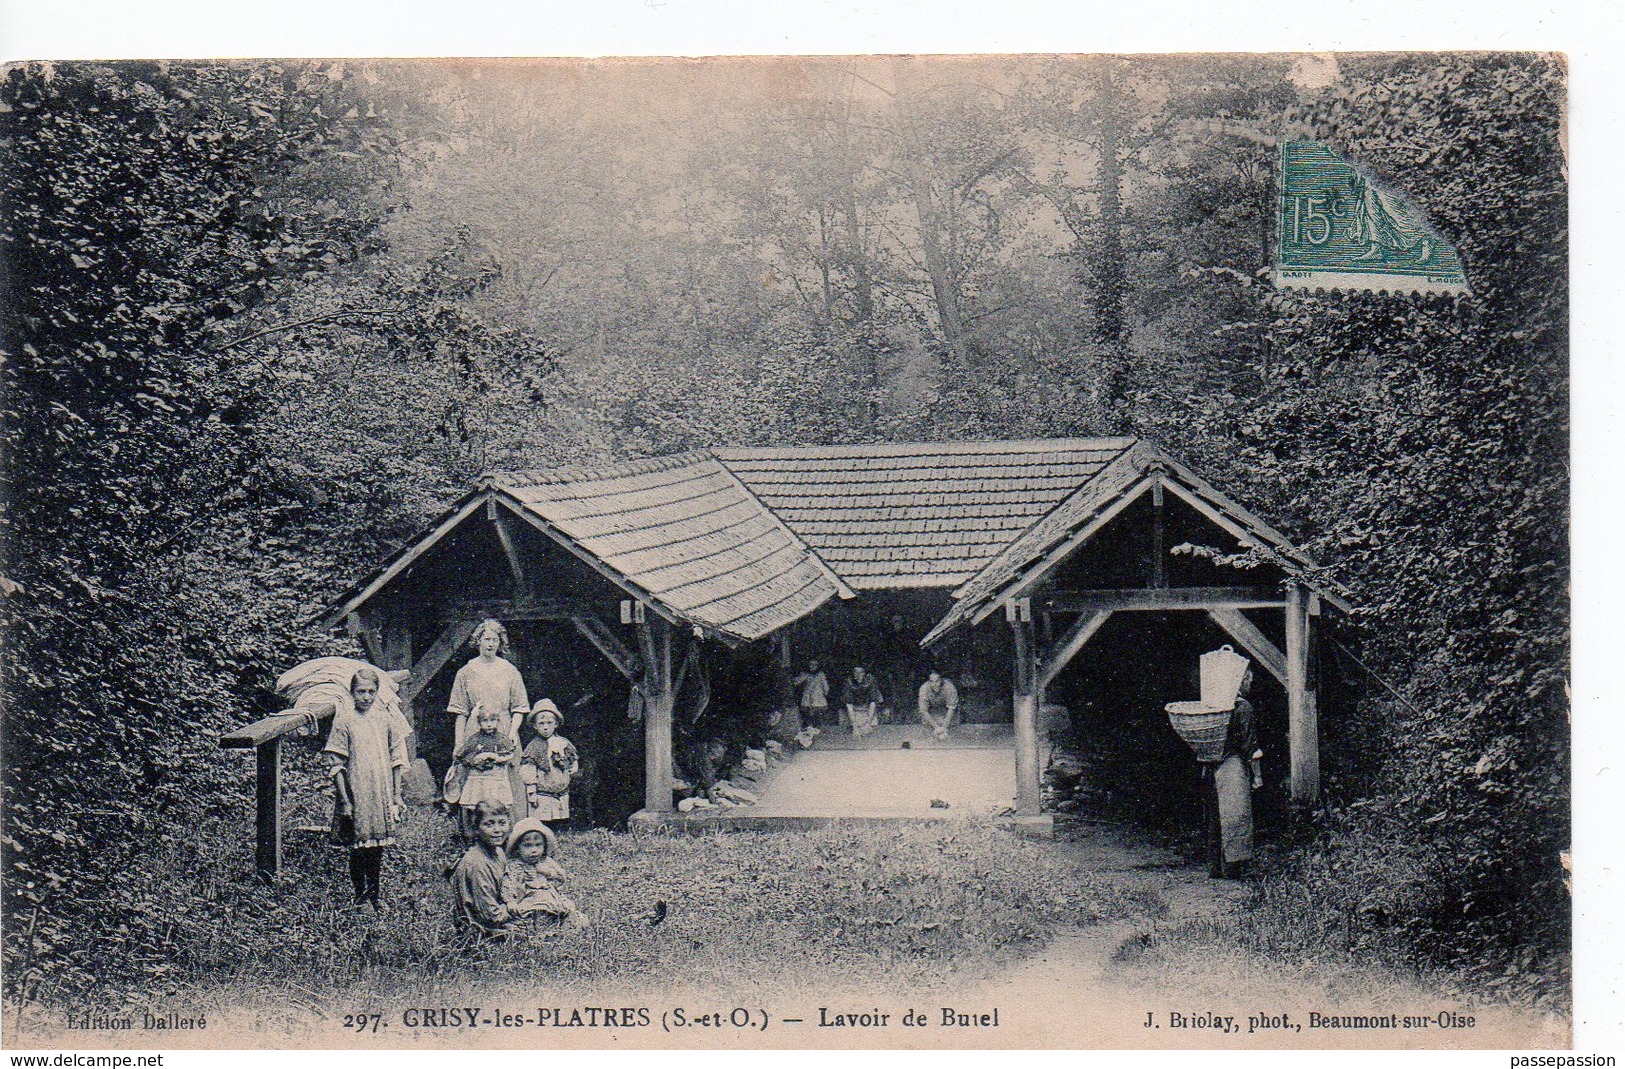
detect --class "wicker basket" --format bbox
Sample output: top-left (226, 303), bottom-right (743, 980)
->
top-left (1199, 645), bottom-right (1251, 709)
top-left (1165, 700), bottom-right (1233, 762)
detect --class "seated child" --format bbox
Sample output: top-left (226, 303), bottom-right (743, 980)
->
top-left (445, 704), bottom-right (518, 841)
top-left (451, 800), bottom-right (514, 938)
top-left (501, 817), bottom-right (589, 930)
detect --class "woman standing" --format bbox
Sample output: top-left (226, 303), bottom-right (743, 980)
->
top-left (447, 619), bottom-right (530, 816)
top-left (449, 620), bottom-right (529, 747)
top-left (325, 667), bottom-right (408, 910)
top-left (1202, 667), bottom-right (1265, 879)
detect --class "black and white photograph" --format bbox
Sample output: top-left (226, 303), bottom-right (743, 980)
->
top-left (0, 12), bottom-right (1602, 1055)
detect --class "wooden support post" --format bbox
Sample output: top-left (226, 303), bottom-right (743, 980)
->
top-left (378, 621), bottom-right (418, 757)
top-left (640, 616), bottom-right (675, 813)
top-left (1151, 479), bottom-right (1167, 588)
top-left (346, 612), bottom-right (383, 665)
top-left (1285, 582), bottom-right (1320, 803)
top-left (255, 738), bottom-right (282, 881)
top-left (633, 610), bottom-right (659, 677)
top-left (1006, 598), bottom-right (1041, 816)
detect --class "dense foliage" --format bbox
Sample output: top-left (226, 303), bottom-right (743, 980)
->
top-left (1269, 53), bottom-right (1568, 1001)
top-left (1, 54), bottom-right (1567, 1008)
top-left (0, 61), bottom-right (551, 998)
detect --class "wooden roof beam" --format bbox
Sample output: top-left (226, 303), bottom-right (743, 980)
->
top-left (489, 491), bottom-right (689, 632)
top-left (488, 498), bottom-right (528, 590)
top-left (404, 620), bottom-right (479, 702)
top-left (964, 473), bottom-right (1158, 628)
top-left (320, 491), bottom-right (488, 628)
top-left (1038, 610), bottom-right (1112, 691)
top-left (1043, 585), bottom-right (1285, 612)
top-left (1157, 475), bottom-right (1355, 613)
top-left (440, 596), bottom-right (619, 622)
top-left (1206, 607), bottom-right (1289, 687)
top-left (572, 617), bottom-right (643, 681)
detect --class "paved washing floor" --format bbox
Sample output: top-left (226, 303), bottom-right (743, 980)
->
top-left (804, 721), bottom-right (1014, 751)
top-left (753, 733), bottom-right (1017, 816)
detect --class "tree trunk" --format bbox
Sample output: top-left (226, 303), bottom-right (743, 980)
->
top-left (1092, 63), bottom-right (1130, 432)
top-left (911, 174), bottom-right (968, 364)
top-left (840, 186), bottom-right (874, 323)
top-left (892, 59), bottom-right (968, 365)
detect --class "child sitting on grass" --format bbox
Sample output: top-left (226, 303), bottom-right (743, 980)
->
top-left (451, 800), bottom-right (514, 938)
top-left (501, 817), bottom-right (590, 930)
top-left (445, 704), bottom-right (518, 841)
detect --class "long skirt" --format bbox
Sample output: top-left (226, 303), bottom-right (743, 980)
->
top-left (1209, 755), bottom-right (1254, 866)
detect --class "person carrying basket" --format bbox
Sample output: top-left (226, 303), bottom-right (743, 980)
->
top-left (1166, 646), bottom-right (1265, 879)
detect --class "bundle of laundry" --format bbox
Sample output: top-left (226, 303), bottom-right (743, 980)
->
top-left (276, 656), bottom-right (410, 733)
top-left (709, 780), bottom-right (758, 806)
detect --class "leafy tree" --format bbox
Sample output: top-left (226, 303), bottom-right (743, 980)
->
top-left (1290, 53), bottom-right (1568, 987)
top-left (0, 59), bottom-right (406, 995)
top-left (1134, 53), bottom-right (1568, 994)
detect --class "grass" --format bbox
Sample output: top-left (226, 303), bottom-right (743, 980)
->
top-left (7, 744), bottom-right (1570, 1045)
top-left (1078, 841), bottom-right (1572, 1030)
top-left (9, 803), bottom-right (1151, 1035)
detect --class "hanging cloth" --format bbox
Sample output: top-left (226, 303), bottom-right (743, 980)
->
top-left (679, 643), bottom-right (711, 724)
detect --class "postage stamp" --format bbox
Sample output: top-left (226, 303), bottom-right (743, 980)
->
top-left (1274, 141), bottom-right (1471, 295)
top-left (0, 47), bottom-right (1578, 1056)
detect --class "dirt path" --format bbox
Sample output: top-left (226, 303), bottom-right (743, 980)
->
top-left (972, 818), bottom-right (1570, 1048)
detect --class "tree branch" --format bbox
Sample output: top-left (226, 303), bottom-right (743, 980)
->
top-left (210, 307), bottom-right (405, 354)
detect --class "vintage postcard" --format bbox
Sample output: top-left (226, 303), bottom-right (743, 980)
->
top-left (0, 47), bottom-right (1579, 1054)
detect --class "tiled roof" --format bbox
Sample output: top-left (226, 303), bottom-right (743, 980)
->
top-left (490, 452), bottom-right (852, 642)
top-left (920, 441), bottom-right (1345, 646)
top-left (327, 437), bottom-right (1336, 650)
top-left (713, 439), bottom-right (1134, 589)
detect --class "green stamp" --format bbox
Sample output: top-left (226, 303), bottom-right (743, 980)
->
top-left (1274, 140), bottom-right (1469, 295)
